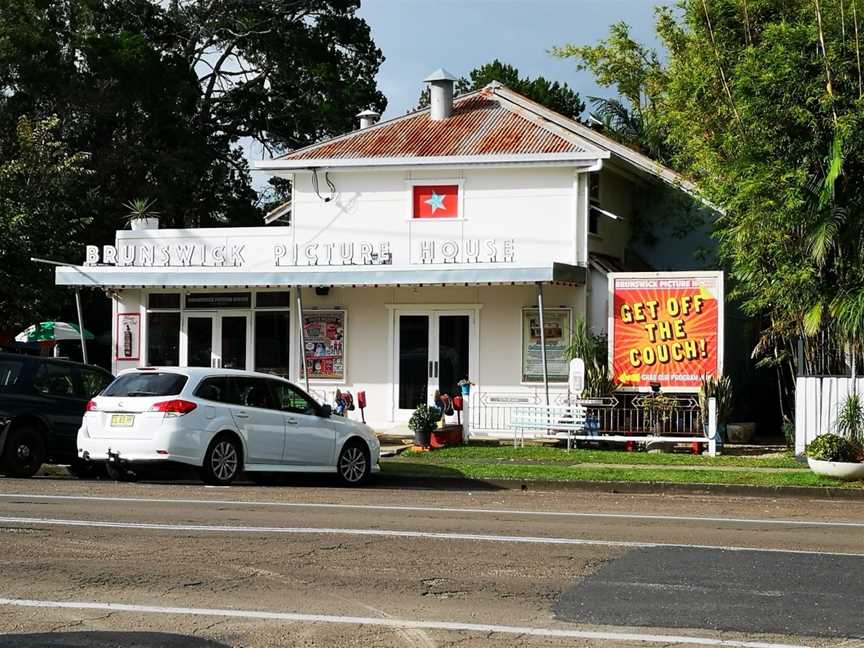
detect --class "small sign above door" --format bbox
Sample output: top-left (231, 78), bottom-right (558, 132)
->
top-left (185, 293), bottom-right (251, 309)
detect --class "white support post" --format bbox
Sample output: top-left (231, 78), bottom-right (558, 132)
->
top-left (707, 396), bottom-right (718, 456)
top-left (75, 289), bottom-right (88, 364)
top-left (296, 287), bottom-right (310, 393)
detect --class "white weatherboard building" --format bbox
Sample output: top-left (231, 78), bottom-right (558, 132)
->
top-left (56, 71), bottom-right (697, 436)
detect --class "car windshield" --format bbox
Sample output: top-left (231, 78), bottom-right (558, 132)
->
top-left (102, 372), bottom-right (187, 397)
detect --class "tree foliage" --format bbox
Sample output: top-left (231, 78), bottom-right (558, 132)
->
top-left (0, 116), bottom-right (92, 331)
top-left (556, 0), bottom-right (864, 418)
top-left (0, 0), bottom-right (384, 331)
top-left (417, 59), bottom-right (585, 118)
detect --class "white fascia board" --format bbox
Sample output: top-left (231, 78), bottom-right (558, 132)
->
top-left (254, 151), bottom-right (609, 171)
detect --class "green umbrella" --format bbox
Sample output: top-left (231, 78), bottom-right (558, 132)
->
top-left (15, 321), bottom-right (95, 343)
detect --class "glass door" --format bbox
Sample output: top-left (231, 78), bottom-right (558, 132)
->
top-left (395, 311), bottom-right (472, 419)
top-left (183, 313), bottom-right (215, 367)
top-left (182, 312), bottom-right (252, 369)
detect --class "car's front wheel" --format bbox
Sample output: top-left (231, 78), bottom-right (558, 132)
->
top-left (337, 440), bottom-right (370, 486)
top-left (201, 434), bottom-right (242, 485)
top-left (1, 425), bottom-right (46, 478)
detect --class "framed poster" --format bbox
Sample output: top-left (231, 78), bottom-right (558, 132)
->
top-left (302, 310), bottom-right (346, 381)
top-left (608, 271), bottom-right (724, 392)
top-left (521, 308), bottom-right (571, 383)
top-left (116, 313), bottom-right (141, 362)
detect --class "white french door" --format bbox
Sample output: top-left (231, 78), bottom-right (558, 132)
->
top-left (393, 309), bottom-right (475, 420)
top-left (181, 311), bottom-right (252, 370)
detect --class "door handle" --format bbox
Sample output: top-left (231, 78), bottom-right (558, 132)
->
top-left (235, 412), bottom-right (250, 419)
top-left (428, 361), bottom-right (433, 378)
top-left (285, 418), bottom-right (299, 425)
top-left (434, 361), bottom-right (439, 378)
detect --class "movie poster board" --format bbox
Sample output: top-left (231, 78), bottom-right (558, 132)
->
top-left (302, 310), bottom-right (346, 381)
top-left (521, 307), bottom-right (571, 383)
top-left (608, 271), bottom-right (724, 392)
top-left (116, 312), bottom-right (141, 362)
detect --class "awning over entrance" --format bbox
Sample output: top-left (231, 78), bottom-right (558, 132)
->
top-left (55, 262), bottom-right (586, 288)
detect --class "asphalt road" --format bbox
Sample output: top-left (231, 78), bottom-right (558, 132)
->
top-left (0, 475), bottom-right (862, 647)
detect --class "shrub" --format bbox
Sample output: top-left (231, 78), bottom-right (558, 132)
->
top-left (805, 434), bottom-right (863, 462)
top-left (835, 393), bottom-right (864, 444)
top-left (408, 404), bottom-right (441, 435)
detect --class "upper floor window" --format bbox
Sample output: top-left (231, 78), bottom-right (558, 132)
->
top-left (412, 184), bottom-right (459, 219)
top-left (588, 173), bottom-right (601, 235)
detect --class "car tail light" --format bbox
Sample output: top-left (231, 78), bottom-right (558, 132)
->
top-left (85, 400), bottom-right (98, 412)
top-left (149, 399), bottom-right (197, 416)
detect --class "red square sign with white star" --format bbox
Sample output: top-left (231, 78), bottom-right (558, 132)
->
top-left (413, 184), bottom-right (459, 218)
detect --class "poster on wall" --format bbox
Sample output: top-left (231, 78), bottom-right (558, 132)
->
top-left (116, 313), bottom-right (140, 362)
top-left (522, 308), bottom-right (571, 383)
top-left (609, 271), bottom-right (724, 392)
top-left (303, 310), bottom-right (345, 381)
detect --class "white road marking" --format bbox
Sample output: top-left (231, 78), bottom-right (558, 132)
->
top-left (0, 491), bottom-right (861, 528)
top-left (0, 514), bottom-right (862, 557)
top-left (0, 597), bottom-right (813, 648)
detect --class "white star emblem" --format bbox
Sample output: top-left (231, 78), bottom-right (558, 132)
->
top-left (424, 192), bottom-right (447, 213)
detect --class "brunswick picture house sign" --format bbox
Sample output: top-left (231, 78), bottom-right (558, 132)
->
top-left (84, 238), bottom-right (517, 268)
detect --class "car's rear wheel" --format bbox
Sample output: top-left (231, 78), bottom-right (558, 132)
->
top-left (337, 440), bottom-right (370, 486)
top-left (1, 425), bottom-right (46, 478)
top-left (201, 434), bottom-right (241, 485)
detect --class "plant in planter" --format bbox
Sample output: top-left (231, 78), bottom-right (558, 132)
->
top-left (457, 379), bottom-right (474, 396)
top-left (408, 404), bottom-right (441, 448)
top-left (698, 374), bottom-right (733, 441)
top-left (122, 197), bottom-right (160, 230)
top-left (807, 393), bottom-right (864, 480)
top-left (565, 318), bottom-right (615, 397)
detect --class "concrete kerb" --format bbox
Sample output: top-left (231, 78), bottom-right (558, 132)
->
top-left (374, 473), bottom-right (864, 500)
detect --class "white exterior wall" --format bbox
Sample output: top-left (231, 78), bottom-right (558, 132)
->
top-left (291, 166), bottom-right (586, 267)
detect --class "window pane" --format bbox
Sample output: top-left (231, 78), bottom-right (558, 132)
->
top-left (80, 368), bottom-right (113, 398)
top-left (232, 377), bottom-right (274, 409)
top-left (256, 291), bottom-right (291, 308)
top-left (255, 311), bottom-right (290, 376)
top-left (147, 313), bottom-right (180, 366)
top-left (148, 293), bottom-right (181, 309)
top-left (270, 380), bottom-right (318, 415)
top-left (195, 377), bottom-right (233, 403)
top-left (0, 358), bottom-right (25, 391)
top-left (33, 363), bottom-right (75, 397)
top-left (103, 372), bottom-right (187, 397)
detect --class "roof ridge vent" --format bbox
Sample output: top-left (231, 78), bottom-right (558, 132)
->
top-left (357, 109), bottom-right (380, 129)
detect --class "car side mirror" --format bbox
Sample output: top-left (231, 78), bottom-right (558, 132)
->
top-left (320, 404), bottom-right (332, 418)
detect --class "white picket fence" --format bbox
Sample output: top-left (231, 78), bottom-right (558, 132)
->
top-left (795, 376), bottom-right (864, 455)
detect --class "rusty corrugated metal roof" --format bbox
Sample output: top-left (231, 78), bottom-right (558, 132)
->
top-left (278, 88), bottom-right (589, 161)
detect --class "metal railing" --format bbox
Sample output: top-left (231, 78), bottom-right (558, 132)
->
top-left (468, 391), bottom-right (704, 439)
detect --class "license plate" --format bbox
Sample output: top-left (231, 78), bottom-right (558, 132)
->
top-left (111, 414), bottom-right (135, 427)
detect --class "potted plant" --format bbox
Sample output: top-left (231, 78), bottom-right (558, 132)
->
top-left (806, 393), bottom-right (864, 480)
top-left (123, 197), bottom-right (160, 231)
top-left (457, 379), bottom-right (474, 396)
top-left (698, 374), bottom-right (733, 442)
top-left (408, 404), bottom-right (441, 448)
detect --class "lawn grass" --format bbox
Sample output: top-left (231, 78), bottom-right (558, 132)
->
top-left (397, 445), bottom-right (801, 469)
top-left (381, 460), bottom-right (858, 489)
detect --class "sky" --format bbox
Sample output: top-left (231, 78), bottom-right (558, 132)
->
top-left (355, 0), bottom-right (666, 119)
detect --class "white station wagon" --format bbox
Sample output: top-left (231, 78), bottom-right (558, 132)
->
top-left (77, 367), bottom-right (380, 485)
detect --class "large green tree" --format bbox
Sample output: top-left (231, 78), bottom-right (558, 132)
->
top-left (417, 59), bottom-right (585, 118)
top-left (557, 0), bottom-right (864, 418)
top-left (0, 0), bottom-right (384, 332)
top-left (0, 116), bottom-right (92, 332)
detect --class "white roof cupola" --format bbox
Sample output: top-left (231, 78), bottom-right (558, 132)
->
top-left (424, 67), bottom-right (457, 121)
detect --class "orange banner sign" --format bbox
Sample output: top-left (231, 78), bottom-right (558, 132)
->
top-left (609, 272), bottom-right (724, 391)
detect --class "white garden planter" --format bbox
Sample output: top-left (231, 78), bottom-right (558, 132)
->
top-left (807, 457), bottom-right (864, 481)
top-left (129, 217), bottom-right (160, 231)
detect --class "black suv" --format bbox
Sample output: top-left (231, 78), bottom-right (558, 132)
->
top-left (0, 353), bottom-right (113, 477)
